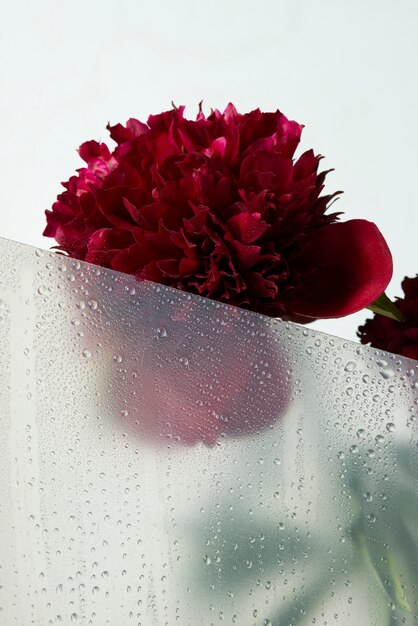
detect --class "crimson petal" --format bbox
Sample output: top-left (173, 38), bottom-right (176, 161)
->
top-left (284, 219), bottom-right (393, 319)
top-left (86, 228), bottom-right (134, 267)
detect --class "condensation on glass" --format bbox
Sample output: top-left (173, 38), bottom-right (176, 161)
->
top-left (0, 236), bottom-right (417, 626)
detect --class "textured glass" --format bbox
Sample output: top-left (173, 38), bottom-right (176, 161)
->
top-left (0, 236), bottom-right (417, 626)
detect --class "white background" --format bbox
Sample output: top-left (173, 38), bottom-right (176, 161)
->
top-left (1, 0), bottom-right (417, 340)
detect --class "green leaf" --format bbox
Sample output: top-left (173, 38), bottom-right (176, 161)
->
top-left (367, 292), bottom-right (405, 322)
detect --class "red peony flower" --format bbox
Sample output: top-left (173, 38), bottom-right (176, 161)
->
top-left (44, 104), bottom-right (392, 320)
top-left (358, 276), bottom-right (418, 360)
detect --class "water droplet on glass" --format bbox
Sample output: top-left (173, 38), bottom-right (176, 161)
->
top-left (356, 428), bottom-right (366, 439)
top-left (363, 492), bottom-right (373, 502)
top-left (70, 614), bottom-right (78, 623)
top-left (157, 327), bottom-right (167, 338)
top-left (344, 361), bottom-right (356, 372)
top-left (380, 367), bottom-right (395, 380)
top-left (350, 445), bottom-right (359, 454)
top-left (82, 349), bottom-right (92, 359)
top-left (203, 555), bottom-right (211, 565)
top-left (386, 422), bottom-right (395, 432)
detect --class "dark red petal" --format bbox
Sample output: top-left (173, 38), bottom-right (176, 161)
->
top-left (78, 140), bottom-right (107, 163)
top-left (402, 275), bottom-right (418, 299)
top-left (223, 102), bottom-right (239, 120)
top-left (240, 151), bottom-right (293, 194)
top-left (284, 219), bottom-right (393, 319)
top-left (207, 136), bottom-right (227, 159)
top-left (86, 228), bottom-right (134, 267)
top-left (179, 257), bottom-right (201, 275)
top-left (246, 272), bottom-right (278, 299)
top-left (293, 149), bottom-right (321, 181)
top-left (107, 118), bottom-right (148, 144)
top-left (403, 345), bottom-right (418, 359)
top-left (96, 188), bottom-right (136, 228)
top-left (275, 115), bottom-right (303, 158)
top-left (112, 243), bottom-right (145, 274)
top-left (156, 259), bottom-right (180, 277)
top-left (229, 241), bottom-right (261, 271)
top-left (227, 212), bottom-right (268, 244)
top-left (43, 202), bottom-right (75, 237)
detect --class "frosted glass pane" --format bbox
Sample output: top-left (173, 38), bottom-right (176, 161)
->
top-left (0, 236), bottom-right (417, 626)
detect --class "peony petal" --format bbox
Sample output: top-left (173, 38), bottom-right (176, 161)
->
top-left (229, 241), bottom-right (261, 271)
top-left (205, 136), bottom-right (227, 159)
top-left (240, 151), bottom-right (293, 194)
top-left (86, 228), bottom-right (134, 267)
top-left (156, 259), bottom-right (180, 277)
top-left (402, 276), bottom-right (418, 299)
top-left (292, 149), bottom-right (321, 182)
top-left (179, 257), bottom-right (201, 275)
top-left (246, 272), bottom-right (278, 299)
top-left (284, 219), bottom-right (393, 319)
top-left (107, 118), bottom-right (148, 144)
top-left (96, 188), bottom-right (137, 228)
top-left (228, 212), bottom-right (269, 244)
top-left (222, 102), bottom-right (239, 121)
top-left (275, 115), bottom-right (303, 158)
top-left (78, 140), bottom-right (105, 162)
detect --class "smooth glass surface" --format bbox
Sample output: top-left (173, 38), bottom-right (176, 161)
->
top-left (0, 237), bottom-right (417, 626)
